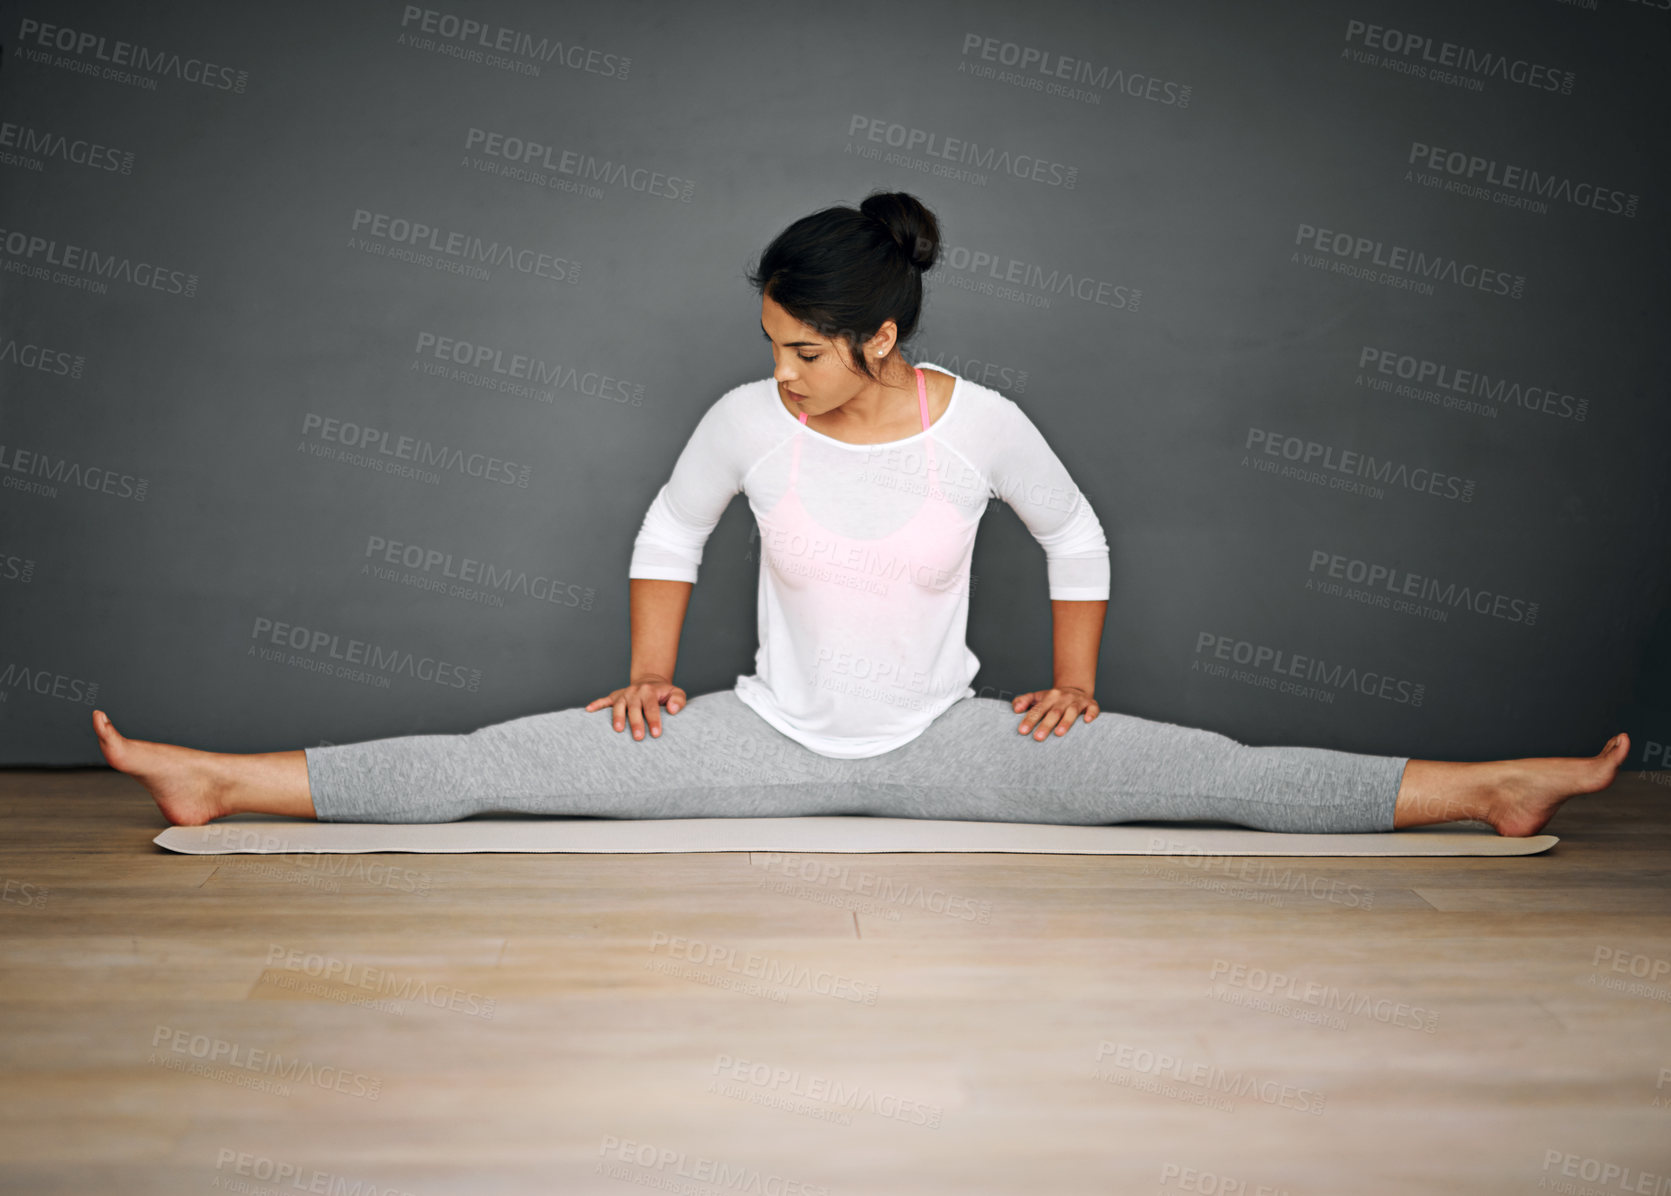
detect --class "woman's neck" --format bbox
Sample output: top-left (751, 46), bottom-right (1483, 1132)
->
top-left (824, 356), bottom-right (920, 431)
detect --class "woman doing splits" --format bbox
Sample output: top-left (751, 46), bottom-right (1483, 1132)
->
top-left (96, 192), bottom-right (1629, 835)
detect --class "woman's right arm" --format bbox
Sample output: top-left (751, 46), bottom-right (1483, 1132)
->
top-left (629, 577), bottom-right (693, 684)
top-left (586, 389), bottom-right (747, 738)
top-left (585, 579), bottom-right (694, 739)
top-left (628, 578), bottom-right (693, 738)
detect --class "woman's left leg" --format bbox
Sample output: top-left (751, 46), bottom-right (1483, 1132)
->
top-left (834, 697), bottom-right (1409, 834)
top-left (836, 698), bottom-right (1630, 836)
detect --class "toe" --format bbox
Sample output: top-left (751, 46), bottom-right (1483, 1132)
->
top-left (92, 712), bottom-right (130, 769)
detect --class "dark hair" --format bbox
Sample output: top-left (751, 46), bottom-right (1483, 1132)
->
top-left (746, 190), bottom-right (941, 380)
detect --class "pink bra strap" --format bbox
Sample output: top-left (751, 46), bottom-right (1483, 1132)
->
top-left (922, 367), bottom-right (944, 498)
top-left (790, 408), bottom-right (804, 485)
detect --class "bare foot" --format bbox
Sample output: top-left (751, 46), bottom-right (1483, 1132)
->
top-left (1482, 733), bottom-right (1631, 837)
top-left (92, 709), bottom-right (228, 826)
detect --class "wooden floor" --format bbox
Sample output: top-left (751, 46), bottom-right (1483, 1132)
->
top-left (1, 767), bottom-right (1669, 1195)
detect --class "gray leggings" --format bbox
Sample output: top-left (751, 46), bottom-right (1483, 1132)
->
top-left (302, 689), bottom-right (1408, 833)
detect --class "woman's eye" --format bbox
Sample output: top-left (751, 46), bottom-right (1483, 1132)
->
top-left (797, 354), bottom-right (818, 363)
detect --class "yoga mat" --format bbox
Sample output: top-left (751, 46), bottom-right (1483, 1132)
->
top-left (153, 816), bottom-right (1557, 857)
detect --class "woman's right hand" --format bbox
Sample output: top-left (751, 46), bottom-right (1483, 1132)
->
top-left (585, 674), bottom-right (687, 740)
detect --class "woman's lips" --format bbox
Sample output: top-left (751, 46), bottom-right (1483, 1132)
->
top-left (785, 389), bottom-right (806, 401)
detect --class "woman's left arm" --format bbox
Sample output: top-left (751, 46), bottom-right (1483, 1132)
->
top-left (1014, 598), bottom-right (1108, 740)
top-left (983, 395), bottom-right (1112, 741)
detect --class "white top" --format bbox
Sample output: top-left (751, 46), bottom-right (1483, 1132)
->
top-left (628, 362), bottom-right (1110, 758)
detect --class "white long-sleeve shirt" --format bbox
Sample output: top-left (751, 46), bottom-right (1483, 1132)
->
top-left (629, 362), bottom-right (1110, 758)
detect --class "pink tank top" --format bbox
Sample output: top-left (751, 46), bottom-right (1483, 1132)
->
top-left (748, 367), bottom-right (978, 733)
top-left (765, 367), bottom-right (969, 597)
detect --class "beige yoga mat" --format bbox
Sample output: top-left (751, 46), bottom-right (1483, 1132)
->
top-left (153, 815), bottom-right (1557, 857)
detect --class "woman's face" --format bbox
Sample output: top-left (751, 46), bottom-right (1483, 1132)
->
top-left (760, 293), bottom-right (891, 415)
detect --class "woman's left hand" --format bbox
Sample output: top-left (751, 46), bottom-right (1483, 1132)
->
top-left (1012, 686), bottom-right (1099, 740)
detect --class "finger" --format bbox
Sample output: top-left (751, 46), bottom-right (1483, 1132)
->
top-left (1031, 706), bottom-right (1064, 740)
top-left (627, 696), bottom-right (647, 740)
top-left (1013, 692), bottom-right (1035, 712)
top-left (612, 695), bottom-right (627, 732)
top-left (1085, 700), bottom-right (1099, 721)
top-left (646, 697), bottom-right (662, 738)
top-left (667, 689), bottom-right (685, 714)
top-left (1052, 703), bottom-right (1083, 735)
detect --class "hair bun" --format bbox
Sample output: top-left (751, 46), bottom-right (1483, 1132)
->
top-left (860, 191), bottom-right (941, 273)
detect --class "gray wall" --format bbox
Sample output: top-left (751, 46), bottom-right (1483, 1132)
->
top-left (3, 0), bottom-right (1667, 768)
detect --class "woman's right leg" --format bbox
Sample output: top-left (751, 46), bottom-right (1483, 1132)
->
top-left (102, 692), bottom-right (845, 826)
top-left (301, 689), bottom-right (853, 824)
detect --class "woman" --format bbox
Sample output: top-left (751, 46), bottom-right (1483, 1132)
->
top-left (95, 191), bottom-right (1628, 835)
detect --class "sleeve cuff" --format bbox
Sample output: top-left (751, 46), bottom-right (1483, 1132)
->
top-left (628, 564), bottom-right (699, 583)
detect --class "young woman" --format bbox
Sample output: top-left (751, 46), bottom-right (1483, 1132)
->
top-left (96, 191), bottom-right (1628, 835)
